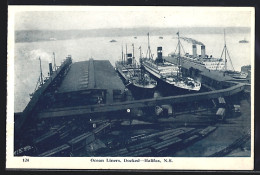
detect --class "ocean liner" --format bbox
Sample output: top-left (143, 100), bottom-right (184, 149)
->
top-left (168, 32), bottom-right (248, 80)
top-left (142, 33), bottom-right (201, 91)
top-left (168, 37), bottom-right (225, 71)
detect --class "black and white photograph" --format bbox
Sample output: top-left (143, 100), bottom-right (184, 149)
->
top-left (6, 6), bottom-right (254, 170)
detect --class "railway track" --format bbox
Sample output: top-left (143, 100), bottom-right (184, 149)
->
top-left (209, 128), bottom-right (251, 157)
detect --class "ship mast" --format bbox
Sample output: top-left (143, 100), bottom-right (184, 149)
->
top-left (125, 44), bottom-right (128, 64)
top-left (139, 46), bottom-right (142, 59)
top-left (53, 52), bottom-right (57, 71)
top-left (218, 29), bottom-right (235, 71)
top-left (139, 46), bottom-right (144, 82)
top-left (177, 31), bottom-right (181, 79)
top-left (146, 33), bottom-right (152, 59)
top-left (121, 45), bottom-right (124, 63)
top-left (224, 30), bottom-right (227, 71)
top-left (123, 47), bottom-right (126, 64)
top-left (39, 57), bottom-right (44, 86)
top-left (132, 43), bottom-right (135, 67)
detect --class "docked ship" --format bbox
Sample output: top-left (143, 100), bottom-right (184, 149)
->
top-left (142, 33), bottom-right (201, 92)
top-left (169, 43), bottom-right (225, 71)
top-left (168, 32), bottom-right (248, 80)
top-left (115, 44), bottom-right (157, 96)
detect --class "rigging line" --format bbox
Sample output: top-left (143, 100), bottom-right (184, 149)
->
top-left (226, 48), bottom-right (235, 71)
top-left (180, 42), bottom-right (186, 55)
top-left (173, 43), bottom-right (178, 56)
top-left (216, 46), bottom-right (225, 70)
top-left (121, 63), bottom-right (135, 77)
top-left (34, 77), bottom-right (40, 92)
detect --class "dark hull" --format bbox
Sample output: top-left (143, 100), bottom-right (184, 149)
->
top-left (147, 72), bottom-right (202, 96)
top-left (127, 83), bottom-right (156, 100)
top-left (116, 68), bottom-right (155, 99)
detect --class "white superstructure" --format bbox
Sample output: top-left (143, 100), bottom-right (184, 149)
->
top-left (142, 33), bottom-right (201, 92)
top-left (203, 59), bottom-right (225, 70)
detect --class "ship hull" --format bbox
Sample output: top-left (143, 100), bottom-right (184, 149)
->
top-left (223, 71), bottom-right (248, 79)
top-left (115, 66), bottom-right (156, 99)
top-left (150, 74), bottom-right (198, 96)
top-left (128, 83), bottom-right (156, 99)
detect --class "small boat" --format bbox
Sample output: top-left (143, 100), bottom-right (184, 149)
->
top-left (49, 38), bottom-right (57, 41)
top-left (110, 40), bottom-right (117, 42)
top-left (223, 70), bottom-right (248, 79)
top-left (239, 38), bottom-right (249, 43)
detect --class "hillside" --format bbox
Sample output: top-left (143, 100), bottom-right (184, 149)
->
top-left (15, 27), bottom-right (250, 43)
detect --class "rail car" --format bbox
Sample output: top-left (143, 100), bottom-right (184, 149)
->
top-left (151, 137), bottom-right (182, 155)
top-left (139, 128), bottom-right (179, 140)
top-left (27, 122), bottom-right (112, 156)
top-left (93, 122), bottom-right (111, 136)
top-left (127, 140), bottom-right (157, 152)
top-left (103, 148), bottom-right (129, 157)
top-left (33, 131), bottom-right (60, 152)
top-left (182, 135), bottom-right (200, 145)
top-left (125, 148), bottom-right (152, 157)
top-left (216, 108), bottom-right (226, 121)
top-left (38, 144), bottom-right (71, 157)
top-left (217, 97), bottom-right (226, 108)
top-left (198, 126), bottom-right (217, 136)
top-left (68, 132), bottom-right (95, 152)
top-left (159, 130), bottom-right (185, 141)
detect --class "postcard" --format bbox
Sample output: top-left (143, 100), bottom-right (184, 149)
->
top-left (6, 6), bottom-right (254, 170)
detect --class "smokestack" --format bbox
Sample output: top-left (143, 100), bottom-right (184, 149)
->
top-left (201, 45), bottom-right (205, 59)
top-left (156, 47), bottom-right (163, 63)
top-left (192, 44), bottom-right (197, 58)
top-left (127, 53), bottom-right (132, 65)
top-left (49, 63), bottom-right (53, 76)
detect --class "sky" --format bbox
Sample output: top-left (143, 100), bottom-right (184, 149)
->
top-left (12, 6), bottom-right (253, 30)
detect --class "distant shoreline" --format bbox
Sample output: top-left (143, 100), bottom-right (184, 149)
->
top-left (15, 27), bottom-right (250, 43)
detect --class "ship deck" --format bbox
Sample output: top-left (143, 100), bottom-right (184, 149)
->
top-left (164, 56), bottom-right (234, 82)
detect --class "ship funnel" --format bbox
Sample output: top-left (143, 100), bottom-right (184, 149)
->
top-left (155, 47), bottom-right (163, 63)
top-left (192, 44), bottom-right (197, 58)
top-left (127, 53), bottom-right (133, 65)
top-left (201, 45), bottom-right (206, 59)
top-left (49, 63), bottom-right (53, 76)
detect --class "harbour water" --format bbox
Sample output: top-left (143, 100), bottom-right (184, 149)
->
top-left (14, 32), bottom-right (251, 112)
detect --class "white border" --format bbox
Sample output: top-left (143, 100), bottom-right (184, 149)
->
top-left (6, 6), bottom-right (255, 170)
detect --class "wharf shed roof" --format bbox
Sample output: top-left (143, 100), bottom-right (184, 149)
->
top-left (58, 59), bottom-right (125, 93)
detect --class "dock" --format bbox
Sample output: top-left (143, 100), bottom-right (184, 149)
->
top-left (14, 55), bottom-right (251, 157)
top-left (37, 83), bottom-right (245, 119)
top-left (56, 58), bottom-right (125, 105)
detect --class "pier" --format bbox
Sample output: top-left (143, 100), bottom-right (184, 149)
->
top-left (14, 55), bottom-right (251, 157)
top-left (37, 83), bottom-right (245, 119)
